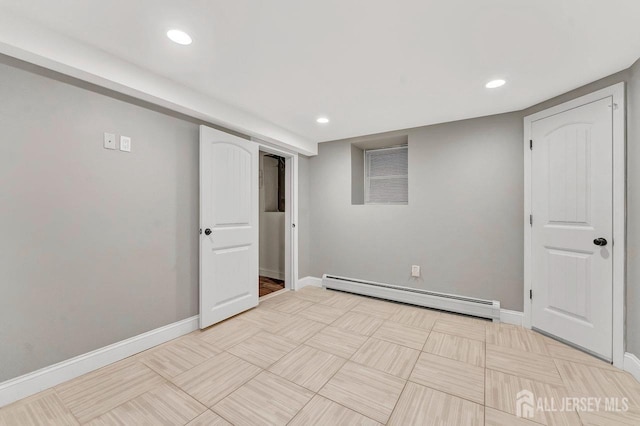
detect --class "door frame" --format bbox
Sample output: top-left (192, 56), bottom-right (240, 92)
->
top-left (523, 82), bottom-right (626, 368)
top-left (253, 138), bottom-right (299, 292)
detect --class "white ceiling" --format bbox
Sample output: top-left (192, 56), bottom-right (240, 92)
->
top-left (2, 0), bottom-right (640, 143)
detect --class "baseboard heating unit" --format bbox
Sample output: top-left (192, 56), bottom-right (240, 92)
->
top-left (322, 274), bottom-right (501, 321)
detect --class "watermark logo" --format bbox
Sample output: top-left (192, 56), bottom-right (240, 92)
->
top-left (515, 389), bottom-right (629, 418)
top-left (516, 390), bottom-right (535, 418)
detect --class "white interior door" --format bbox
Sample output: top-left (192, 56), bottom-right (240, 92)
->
top-left (531, 97), bottom-right (613, 360)
top-left (200, 125), bottom-right (258, 329)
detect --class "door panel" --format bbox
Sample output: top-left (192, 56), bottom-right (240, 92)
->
top-left (200, 126), bottom-right (258, 329)
top-left (210, 143), bottom-right (252, 227)
top-left (547, 125), bottom-right (591, 224)
top-left (546, 248), bottom-right (590, 322)
top-left (531, 97), bottom-right (613, 360)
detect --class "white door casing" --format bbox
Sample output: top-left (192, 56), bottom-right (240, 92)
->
top-left (253, 139), bottom-right (299, 291)
top-left (523, 82), bottom-right (626, 366)
top-left (531, 97), bottom-right (613, 359)
top-left (200, 125), bottom-right (259, 329)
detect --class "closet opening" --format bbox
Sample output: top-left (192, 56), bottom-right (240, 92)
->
top-left (259, 151), bottom-right (286, 297)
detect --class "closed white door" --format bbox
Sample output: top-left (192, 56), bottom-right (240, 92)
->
top-left (199, 125), bottom-right (259, 329)
top-left (531, 97), bottom-right (613, 360)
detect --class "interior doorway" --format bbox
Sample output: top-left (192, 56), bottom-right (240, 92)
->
top-left (258, 151), bottom-right (286, 297)
top-left (259, 151), bottom-right (286, 297)
top-left (523, 83), bottom-right (626, 367)
top-left (199, 126), bottom-right (299, 329)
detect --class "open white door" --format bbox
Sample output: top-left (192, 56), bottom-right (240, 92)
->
top-left (200, 125), bottom-right (259, 329)
top-left (530, 97), bottom-right (613, 360)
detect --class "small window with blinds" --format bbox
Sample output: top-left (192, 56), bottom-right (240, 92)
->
top-left (364, 146), bottom-right (408, 204)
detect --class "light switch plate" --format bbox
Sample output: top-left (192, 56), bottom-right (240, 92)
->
top-left (120, 136), bottom-right (131, 152)
top-left (104, 132), bottom-right (116, 150)
top-left (411, 265), bottom-right (421, 277)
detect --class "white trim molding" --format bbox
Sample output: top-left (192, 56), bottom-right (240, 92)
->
top-left (296, 276), bottom-right (323, 290)
top-left (259, 288), bottom-right (290, 302)
top-left (0, 316), bottom-right (199, 408)
top-left (254, 140), bottom-right (299, 293)
top-left (259, 268), bottom-right (285, 281)
top-left (500, 309), bottom-right (524, 326)
top-left (523, 82), bottom-right (626, 368)
top-left (624, 352), bottom-right (640, 382)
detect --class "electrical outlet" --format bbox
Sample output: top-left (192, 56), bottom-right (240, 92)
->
top-left (120, 136), bottom-right (131, 152)
top-left (104, 132), bottom-right (116, 150)
top-left (411, 265), bottom-right (421, 277)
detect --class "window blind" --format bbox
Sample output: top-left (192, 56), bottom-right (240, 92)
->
top-left (365, 146), bottom-right (408, 204)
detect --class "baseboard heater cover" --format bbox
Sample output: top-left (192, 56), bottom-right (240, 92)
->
top-left (322, 274), bottom-right (500, 321)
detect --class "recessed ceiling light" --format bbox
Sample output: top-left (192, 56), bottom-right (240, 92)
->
top-left (167, 29), bottom-right (192, 45)
top-left (316, 117), bottom-right (330, 124)
top-left (485, 79), bottom-right (506, 89)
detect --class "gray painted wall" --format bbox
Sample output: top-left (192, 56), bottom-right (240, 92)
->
top-left (1, 48), bottom-right (638, 383)
top-left (302, 64), bottom-right (640, 357)
top-left (627, 58), bottom-right (640, 356)
top-left (0, 56), bottom-right (200, 382)
top-left (306, 113), bottom-right (525, 310)
top-left (298, 155), bottom-right (311, 279)
top-left (350, 145), bottom-right (365, 205)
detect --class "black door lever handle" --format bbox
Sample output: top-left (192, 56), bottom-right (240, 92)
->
top-left (593, 238), bottom-right (607, 246)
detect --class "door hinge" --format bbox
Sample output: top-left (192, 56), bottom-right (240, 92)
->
top-left (529, 214), bottom-right (532, 226)
top-left (530, 289), bottom-right (533, 299)
top-left (530, 139), bottom-right (533, 150)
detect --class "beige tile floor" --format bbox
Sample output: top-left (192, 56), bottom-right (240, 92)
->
top-left (2, 287), bottom-right (640, 425)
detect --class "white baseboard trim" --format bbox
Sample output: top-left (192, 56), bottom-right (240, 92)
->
top-left (624, 352), bottom-right (640, 382)
top-left (499, 309), bottom-right (524, 326)
top-left (296, 276), bottom-right (323, 290)
top-left (0, 315), bottom-right (199, 408)
top-left (259, 288), bottom-right (289, 301)
top-left (259, 268), bottom-right (284, 280)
